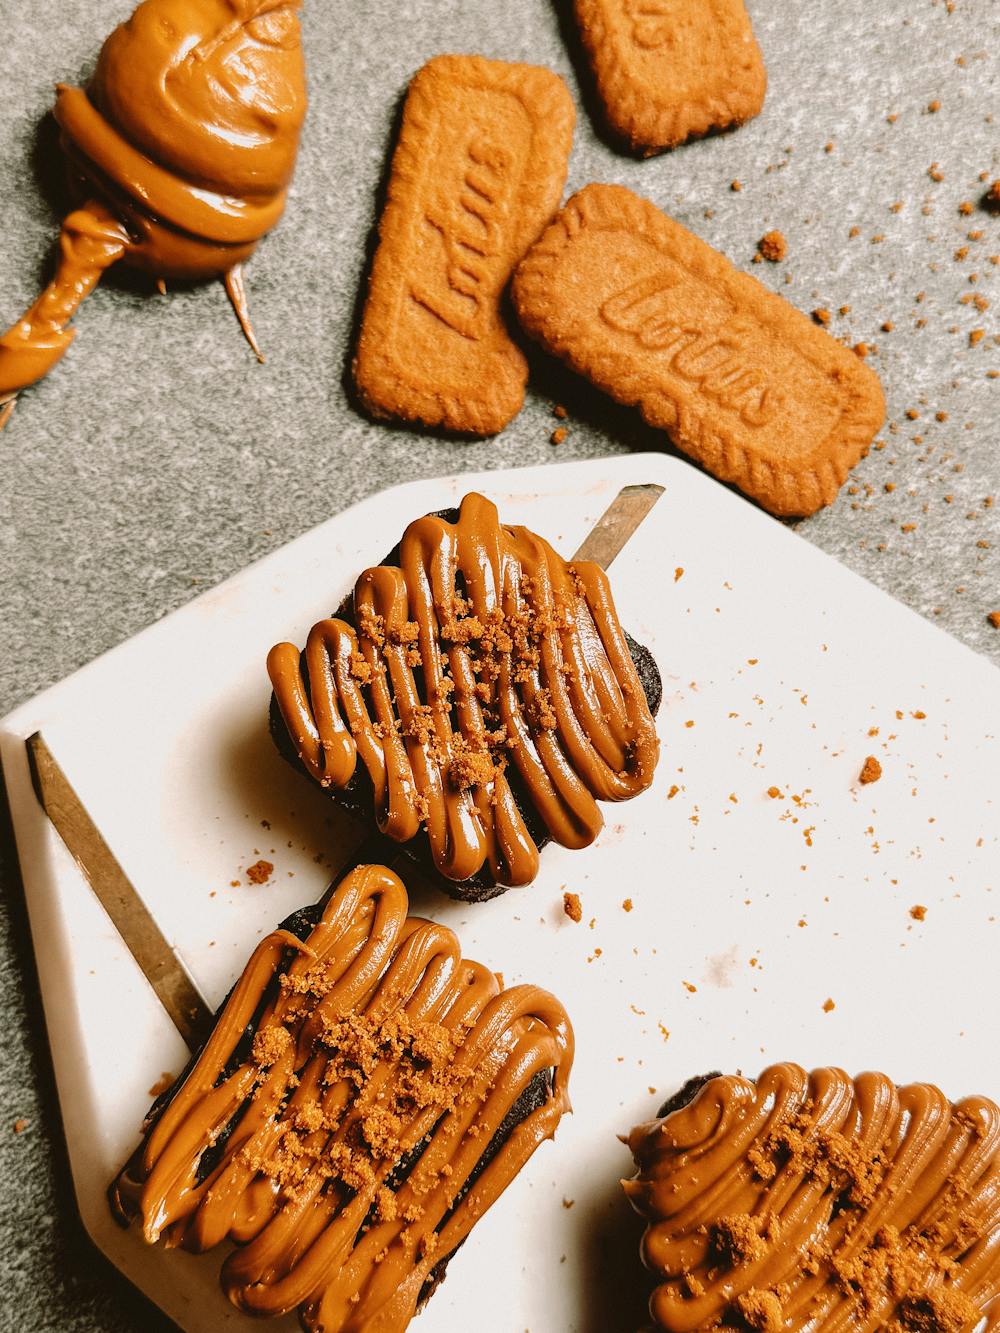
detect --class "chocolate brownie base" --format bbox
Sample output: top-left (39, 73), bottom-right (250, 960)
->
top-left (111, 894), bottom-right (557, 1321)
top-left (268, 506), bottom-right (663, 902)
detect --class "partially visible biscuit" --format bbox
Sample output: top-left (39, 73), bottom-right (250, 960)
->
top-left (572, 0), bottom-right (766, 153)
top-left (512, 185), bottom-right (885, 517)
top-left (354, 55), bottom-right (575, 435)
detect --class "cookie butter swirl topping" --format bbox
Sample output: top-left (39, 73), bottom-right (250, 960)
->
top-left (625, 1064), bottom-right (1000, 1332)
top-left (0, 0), bottom-right (305, 401)
top-left (111, 864), bottom-right (573, 1331)
top-left (267, 493), bottom-right (660, 887)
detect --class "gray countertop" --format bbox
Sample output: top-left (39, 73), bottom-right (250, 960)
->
top-left (1, 1), bottom-right (997, 1328)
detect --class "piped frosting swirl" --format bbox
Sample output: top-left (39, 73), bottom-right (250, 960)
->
top-left (267, 493), bottom-right (660, 889)
top-left (111, 863), bottom-right (573, 1330)
top-left (625, 1064), bottom-right (1000, 1332)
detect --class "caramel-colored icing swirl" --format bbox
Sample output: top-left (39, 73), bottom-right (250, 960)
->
top-left (267, 493), bottom-right (660, 888)
top-left (111, 864), bottom-right (573, 1331)
top-left (0, 0), bottom-right (305, 398)
top-left (625, 1064), bottom-right (1000, 1332)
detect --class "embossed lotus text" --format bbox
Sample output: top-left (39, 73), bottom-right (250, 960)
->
top-left (626, 0), bottom-right (677, 49)
top-left (602, 272), bottom-right (779, 427)
top-left (411, 134), bottom-right (515, 341)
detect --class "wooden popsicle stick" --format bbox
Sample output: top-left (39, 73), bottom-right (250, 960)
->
top-left (24, 480), bottom-right (664, 1045)
top-left (572, 482), bottom-right (665, 566)
top-left (26, 732), bottom-right (214, 1051)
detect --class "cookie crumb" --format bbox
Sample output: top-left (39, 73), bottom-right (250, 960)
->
top-left (12, 1119), bottom-right (29, 1134)
top-left (553, 403), bottom-right (567, 419)
top-left (246, 859), bottom-right (274, 885)
top-left (731, 179), bottom-right (742, 192)
top-left (812, 307), bottom-right (831, 326)
top-left (622, 898), bottom-right (634, 912)
top-left (148, 1072), bottom-right (175, 1098)
top-left (757, 230), bottom-right (787, 262)
top-left (563, 891), bottom-right (582, 923)
top-left (551, 426), bottom-right (568, 445)
top-left (987, 611), bottom-right (1000, 629)
top-left (910, 904), bottom-right (927, 921)
top-left (927, 99), bottom-right (941, 113)
top-left (822, 997), bottom-right (836, 1013)
top-left (859, 756), bottom-right (883, 785)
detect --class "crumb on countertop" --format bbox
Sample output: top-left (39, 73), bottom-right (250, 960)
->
top-left (910, 904), bottom-right (928, 921)
top-left (757, 230), bottom-right (787, 262)
top-left (563, 891), bottom-right (582, 923)
top-left (246, 859), bottom-right (274, 885)
top-left (859, 756), bottom-right (883, 785)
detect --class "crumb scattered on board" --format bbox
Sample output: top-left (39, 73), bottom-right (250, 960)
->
top-left (245, 859), bottom-right (274, 885)
top-left (859, 756), bottom-right (883, 785)
top-left (563, 891), bottom-right (582, 923)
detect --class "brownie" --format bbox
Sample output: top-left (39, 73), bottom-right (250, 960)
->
top-left (625, 1064), bottom-right (1000, 1331)
top-left (268, 496), bottom-right (663, 902)
top-left (110, 864), bottom-right (573, 1330)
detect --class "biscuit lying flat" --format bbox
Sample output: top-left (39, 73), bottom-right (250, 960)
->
top-left (625, 1065), bottom-right (1000, 1331)
top-left (513, 185), bottom-right (884, 517)
top-left (354, 56), bottom-right (575, 435)
top-left (573, 0), bottom-right (766, 153)
top-left (111, 864), bottom-right (573, 1330)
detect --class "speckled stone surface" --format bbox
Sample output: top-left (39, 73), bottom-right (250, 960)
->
top-left (0, 1), bottom-right (997, 1328)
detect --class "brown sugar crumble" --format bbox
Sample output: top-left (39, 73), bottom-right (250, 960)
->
top-left (563, 891), bottom-right (582, 923)
top-left (859, 756), bottom-right (883, 785)
top-left (757, 230), bottom-right (787, 262)
top-left (246, 859), bottom-right (274, 885)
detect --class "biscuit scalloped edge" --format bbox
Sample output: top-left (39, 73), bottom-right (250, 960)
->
top-left (512, 184), bottom-right (886, 518)
top-left (354, 55), bottom-right (576, 436)
top-left (572, 0), bottom-right (767, 153)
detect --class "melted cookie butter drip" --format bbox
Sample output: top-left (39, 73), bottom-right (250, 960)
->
top-left (267, 493), bottom-right (660, 887)
top-left (111, 864), bottom-right (573, 1331)
top-left (0, 203), bottom-right (128, 395)
top-left (625, 1064), bottom-right (1000, 1332)
top-left (0, 0), bottom-right (305, 397)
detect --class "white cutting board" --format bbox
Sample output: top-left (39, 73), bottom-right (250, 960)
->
top-left (3, 454), bottom-right (998, 1333)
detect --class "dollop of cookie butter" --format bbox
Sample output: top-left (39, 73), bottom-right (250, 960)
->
top-left (267, 492), bottom-right (661, 888)
top-left (625, 1063), bottom-right (1000, 1331)
top-left (110, 864), bottom-right (573, 1330)
top-left (0, 0), bottom-right (306, 400)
